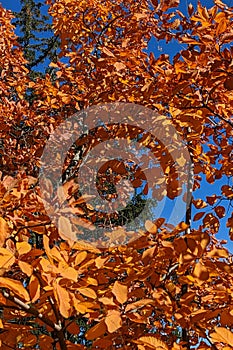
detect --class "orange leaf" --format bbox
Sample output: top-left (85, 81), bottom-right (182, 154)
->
top-left (66, 322), bottom-right (80, 334)
top-left (29, 275), bottom-right (40, 302)
top-left (216, 18), bottom-right (227, 36)
top-left (145, 220), bottom-right (157, 234)
top-left (85, 320), bottom-right (107, 340)
top-left (210, 327), bottom-right (233, 347)
top-left (105, 310), bottom-right (122, 333)
top-left (193, 262), bottom-right (209, 281)
top-left (98, 297), bottom-right (116, 306)
top-left (0, 217), bottom-right (10, 247)
top-left (19, 334), bottom-right (37, 347)
top-left (112, 281), bottom-right (128, 304)
top-left (18, 261), bottom-right (33, 277)
top-left (66, 342), bottom-right (85, 349)
top-left (73, 301), bottom-right (98, 314)
top-left (16, 242), bottom-right (31, 256)
top-left (77, 287), bottom-right (97, 299)
top-left (75, 251), bottom-right (87, 266)
top-left (0, 248), bottom-right (15, 269)
top-left (135, 336), bottom-right (169, 349)
top-left (53, 280), bottom-right (71, 318)
top-left (72, 241), bottom-right (101, 254)
top-left (102, 47), bottom-right (115, 57)
top-left (58, 216), bottom-right (77, 241)
top-left (0, 277), bottom-right (30, 301)
top-left (125, 299), bottom-right (154, 312)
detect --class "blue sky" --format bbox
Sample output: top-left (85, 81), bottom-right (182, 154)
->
top-left (1, 0), bottom-right (233, 251)
top-left (0, 0), bottom-right (222, 10)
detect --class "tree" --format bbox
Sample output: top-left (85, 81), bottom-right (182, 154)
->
top-left (13, 0), bottom-right (59, 79)
top-left (0, 0), bottom-right (233, 349)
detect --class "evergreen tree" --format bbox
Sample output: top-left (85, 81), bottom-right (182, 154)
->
top-left (13, 0), bottom-right (59, 80)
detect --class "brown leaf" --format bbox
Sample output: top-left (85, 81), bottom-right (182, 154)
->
top-left (224, 76), bottom-right (233, 91)
top-left (193, 212), bottom-right (205, 221)
top-left (214, 205), bottom-right (225, 218)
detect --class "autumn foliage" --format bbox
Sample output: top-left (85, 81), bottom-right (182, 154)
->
top-left (0, 0), bottom-right (233, 349)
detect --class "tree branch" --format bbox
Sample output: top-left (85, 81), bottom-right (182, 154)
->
top-left (180, 104), bottom-right (233, 128)
top-left (1, 290), bottom-right (67, 350)
top-left (27, 35), bottom-right (59, 69)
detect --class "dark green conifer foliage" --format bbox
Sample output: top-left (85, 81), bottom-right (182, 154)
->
top-left (13, 0), bottom-right (59, 79)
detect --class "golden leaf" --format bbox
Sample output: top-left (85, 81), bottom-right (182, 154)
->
top-left (72, 241), bottom-right (101, 254)
top-left (59, 265), bottom-right (78, 282)
top-left (74, 301), bottom-right (98, 314)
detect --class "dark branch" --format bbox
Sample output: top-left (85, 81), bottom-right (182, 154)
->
top-left (26, 35), bottom-right (59, 69)
top-left (1, 290), bottom-right (67, 350)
